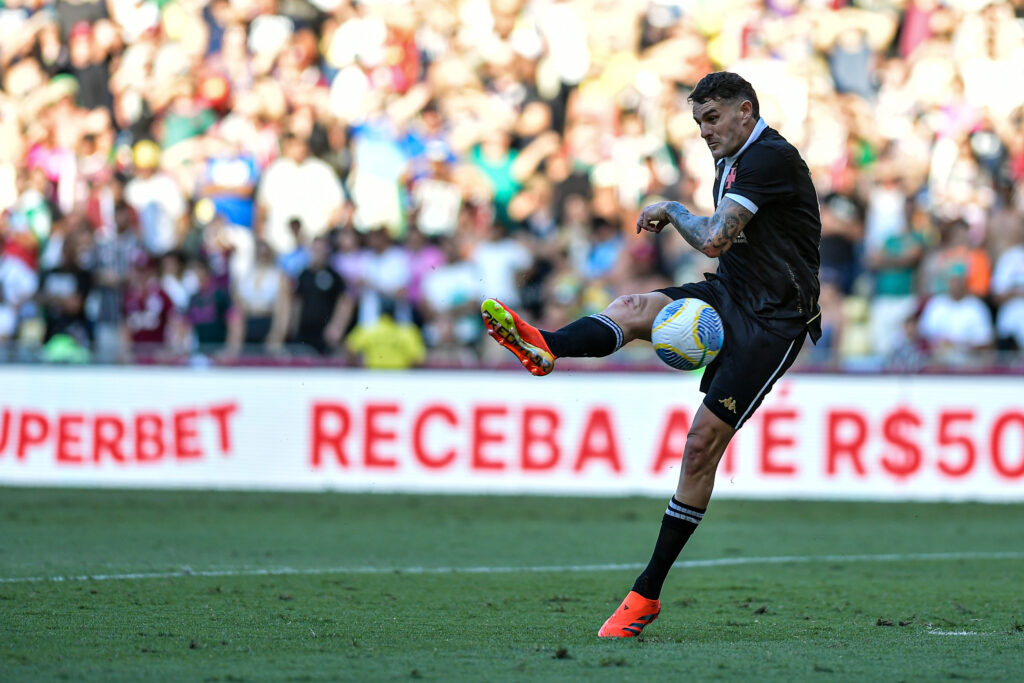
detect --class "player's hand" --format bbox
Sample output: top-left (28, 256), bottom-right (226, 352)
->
top-left (636, 202), bottom-right (673, 234)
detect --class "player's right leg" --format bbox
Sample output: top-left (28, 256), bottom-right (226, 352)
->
top-left (480, 292), bottom-right (670, 376)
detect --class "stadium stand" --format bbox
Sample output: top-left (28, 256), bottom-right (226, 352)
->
top-left (0, 0), bottom-right (1021, 371)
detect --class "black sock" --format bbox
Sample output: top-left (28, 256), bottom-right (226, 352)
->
top-left (540, 314), bottom-right (623, 358)
top-left (631, 498), bottom-right (706, 600)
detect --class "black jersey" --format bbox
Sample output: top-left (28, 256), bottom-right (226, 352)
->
top-left (710, 125), bottom-right (822, 342)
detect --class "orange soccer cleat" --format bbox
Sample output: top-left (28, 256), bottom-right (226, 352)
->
top-left (480, 298), bottom-right (555, 376)
top-left (597, 591), bottom-right (661, 638)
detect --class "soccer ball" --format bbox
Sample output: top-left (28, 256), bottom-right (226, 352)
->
top-left (651, 298), bottom-right (725, 371)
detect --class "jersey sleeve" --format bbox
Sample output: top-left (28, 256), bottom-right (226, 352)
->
top-left (724, 145), bottom-right (797, 214)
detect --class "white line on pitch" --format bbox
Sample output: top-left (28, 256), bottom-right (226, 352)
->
top-left (1, 551), bottom-right (1022, 584)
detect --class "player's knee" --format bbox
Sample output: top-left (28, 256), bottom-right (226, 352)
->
top-left (605, 294), bottom-right (640, 316)
top-left (682, 430), bottom-right (720, 477)
top-left (603, 294), bottom-right (660, 339)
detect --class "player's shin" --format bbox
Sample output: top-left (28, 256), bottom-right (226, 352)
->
top-left (540, 314), bottom-right (624, 357)
top-left (630, 498), bottom-right (706, 600)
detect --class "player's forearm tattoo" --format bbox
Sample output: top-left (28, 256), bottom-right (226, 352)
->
top-left (664, 203), bottom-right (712, 253)
top-left (665, 199), bottom-right (753, 256)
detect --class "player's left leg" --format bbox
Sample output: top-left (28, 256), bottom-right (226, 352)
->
top-left (598, 406), bottom-right (734, 638)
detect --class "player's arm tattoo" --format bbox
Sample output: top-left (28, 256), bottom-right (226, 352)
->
top-left (665, 197), bottom-right (754, 257)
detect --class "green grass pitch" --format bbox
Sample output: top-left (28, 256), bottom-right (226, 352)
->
top-left (1, 488), bottom-right (1022, 682)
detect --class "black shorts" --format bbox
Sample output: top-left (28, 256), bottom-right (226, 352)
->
top-left (654, 278), bottom-right (805, 429)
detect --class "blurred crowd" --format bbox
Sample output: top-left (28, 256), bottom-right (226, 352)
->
top-left (0, 0), bottom-right (1023, 370)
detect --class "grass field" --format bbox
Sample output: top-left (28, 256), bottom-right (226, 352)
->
top-left (1, 489), bottom-right (1022, 682)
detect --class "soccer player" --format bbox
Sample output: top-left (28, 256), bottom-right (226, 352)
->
top-left (480, 71), bottom-right (822, 637)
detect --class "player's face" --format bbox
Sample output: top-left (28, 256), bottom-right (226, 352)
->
top-left (693, 99), bottom-right (753, 161)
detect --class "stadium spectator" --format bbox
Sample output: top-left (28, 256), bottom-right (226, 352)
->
top-left (409, 142), bottom-right (462, 238)
top-left (225, 240), bottom-right (289, 356)
top-left (0, 192), bottom-right (44, 329)
top-left (37, 227), bottom-right (92, 345)
top-left (353, 226), bottom-right (412, 326)
top-left (818, 177), bottom-right (865, 296)
top-left (89, 199), bottom-right (140, 360)
top-left (991, 221), bottom-right (1024, 350)
top-left (197, 120), bottom-right (260, 278)
top-left (276, 217), bottom-right (310, 281)
top-left (468, 128), bottom-right (561, 230)
top-left (329, 224), bottom-right (365, 292)
top-left (11, 168), bottom-right (52, 249)
top-left (807, 279), bottom-right (845, 367)
top-left (158, 250), bottom-right (191, 312)
top-left (918, 264), bottom-right (996, 366)
top-left (468, 222), bottom-right (532, 310)
top-left (346, 300), bottom-right (426, 370)
top-left (255, 132), bottom-right (345, 257)
top-left (580, 215), bottom-right (627, 284)
top-left (402, 226), bottom-right (444, 324)
top-left (121, 254), bottom-right (179, 359)
top-left (291, 235), bottom-right (354, 355)
top-left (929, 218), bottom-right (992, 298)
top-left (862, 160), bottom-right (910, 256)
top-left (866, 211), bottom-right (928, 358)
top-left (420, 234), bottom-right (480, 353)
top-left (66, 20), bottom-right (114, 113)
top-left (184, 256), bottom-right (231, 352)
top-left (123, 141), bottom-right (187, 257)
top-left (815, 9), bottom-right (897, 101)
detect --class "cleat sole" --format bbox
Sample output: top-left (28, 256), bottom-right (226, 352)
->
top-left (481, 299), bottom-right (554, 376)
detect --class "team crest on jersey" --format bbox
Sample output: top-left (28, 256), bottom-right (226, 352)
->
top-left (724, 165), bottom-right (738, 190)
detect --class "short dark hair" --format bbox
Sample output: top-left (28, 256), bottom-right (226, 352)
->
top-left (689, 72), bottom-right (760, 120)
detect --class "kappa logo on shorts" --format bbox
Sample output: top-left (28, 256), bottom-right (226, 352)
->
top-left (719, 397), bottom-right (737, 413)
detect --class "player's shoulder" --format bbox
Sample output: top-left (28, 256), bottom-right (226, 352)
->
top-left (736, 128), bottom-right (808, 184)
top-left (744, 127), bottom-right (800, 163)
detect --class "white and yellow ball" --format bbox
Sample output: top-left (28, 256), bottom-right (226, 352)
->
top-left (651, 298), bottom-right (725, 371)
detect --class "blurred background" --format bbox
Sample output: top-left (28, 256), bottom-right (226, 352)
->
top-left (0, 0), bottom-right (1022, 373)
